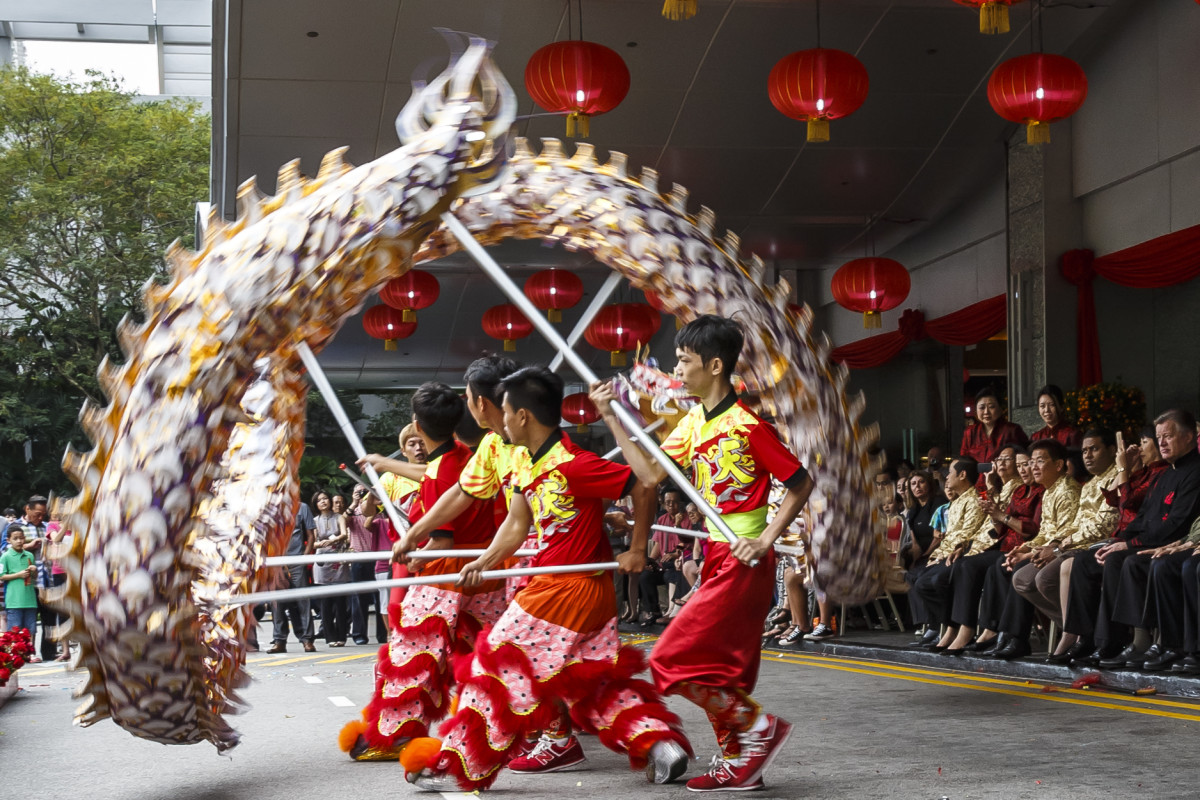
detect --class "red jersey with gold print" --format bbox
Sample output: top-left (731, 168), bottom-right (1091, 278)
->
top-left (411, 439), bottom-right (496, 546)
top-left (520, 431), bottom-right (636, 569)
top-left (660, 393), bottom-right (807, 541)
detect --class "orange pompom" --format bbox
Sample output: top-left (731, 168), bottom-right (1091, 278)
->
top-left (448, 693), bottom-right (460, 717)
top-left (399, 737), bottom-right (443, 774)
top-left (338, 720), bottom-right (367, 753)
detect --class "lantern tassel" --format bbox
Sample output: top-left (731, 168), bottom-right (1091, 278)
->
top-left (384, 338), bottom-right (398, 351)
top-left (863, 311), bottom-right (882, 330)
top-left (661, 0), bottom-right (697, 21)
top-left (566, 112), bottom-right (590, 139)
top-left (576, 423), bottom-right (588, 434)
top-left (1026, 120), bottom-right (1051, 145)
top-left (402, 309), bottom-right (416, 323)
top-left (979, 3), bottom-right (1011, 35)
top-left (806, 117), bottom-right (830, 143)
top-left (504, 339), bottom-right (516, 352)
top-left (610, 351), bottom-right (626, 368)
top-left (547, 308), bottom-right (562, 323)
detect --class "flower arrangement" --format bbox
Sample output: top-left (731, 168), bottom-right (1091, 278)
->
top-left (0, 627), bottom-right (35, 687)
top-left (1065, 382), bottom-right (1147, 440)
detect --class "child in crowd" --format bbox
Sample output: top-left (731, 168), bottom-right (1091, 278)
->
top-left (1, 529), bottom-right (39, 648)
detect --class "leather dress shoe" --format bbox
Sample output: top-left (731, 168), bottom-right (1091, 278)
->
top-left (929, 644), bottom-right (949, 653)
top-left (1142, 647), bottom-right (1183, 671)
top-left (913, 629), bottom-right (939, 648)
top-left (1171, 655), bottom-right (1200, 675)
top-left (1099, 644), bottom-right (1144, 669)
top-left (944, 647), bottom-right (967, 656)
top-left (1127, 643), bottom-right (1165, 669)
top-left (1075, 646), bottom-right (1119, 668)
top-left (966, 636), bottom-right (1000, 653)
top-left (993, 639), bottom-right (1032, 660)
top-left (1052, 637), bottom-right (1095, 665)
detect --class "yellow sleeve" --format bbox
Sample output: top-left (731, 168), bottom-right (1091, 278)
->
top-left (1029, 481), bottom-right (1081, 549)
top-left (459, 434), bottom-right (501, 500)
top-left (1060, 479), bottom-right (1118, 550)
top-left (660, 409), bottom-right (697, 468)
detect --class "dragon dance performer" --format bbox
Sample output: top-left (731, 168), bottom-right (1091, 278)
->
top-left (592, 314), bottom-right (814, 793)
top-left (340, 382), bottom-right (502, 761)
top-left (408, 365), bottom-right (692, 792)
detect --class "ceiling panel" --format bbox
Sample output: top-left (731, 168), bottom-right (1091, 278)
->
top-left (238, 0), bottom-right (399, 81)
top-left (237, 79), bottom-right (386, 139)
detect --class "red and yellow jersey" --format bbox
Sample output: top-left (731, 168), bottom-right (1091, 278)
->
top-left (379, 471), bottom-right (421, 515)
top-left (411, 440), bottom-right (496, 546)
top-left (520, 431), bottom-right (635, 569)
top-left (458, 430), bottom-right (532, 514)
top-left (661, 393), bottom-right (807, 541)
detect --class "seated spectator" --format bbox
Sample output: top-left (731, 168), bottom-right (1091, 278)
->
top-left (1064, 410), bottom-right (1200, 667)
top-left (638, 486), bottom-right (692, 625)
top-left (960, 387), bottom-right (1029, 491)
top-left (678, 503), bottom-right (705, 599)
top-left (985, 439), bottom-right (1081, 659)
top-left (883, 492), bottom-right (907, 562)
top-left (1030, 384), bottom-right (1083, 450)
top-left (1008, 430), bottom-right (1119, 660)
top-left (937, 446), bottom-right (1037, 653)
top-left (911, 457), bottom-right (987, 649)
top-left (902, 470), bottom-right (939, 571)
top-left (1142, 518), bottom-right (1200, 673)
top-left (907, 475), bottom-right (950, 646)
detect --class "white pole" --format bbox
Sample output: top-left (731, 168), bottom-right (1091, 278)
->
top-left (652, 524), bottom-right (804, 557)
top-left (222, 561), bottom-right (620, 607)
top-left (549, 270), bottom-right (623, 373)
top-left (295, 342), bottom-right (409, 535)
top-left (440, 212), bottom-right (747, 555)
top-left (263, 549), bottom-right (539, 567)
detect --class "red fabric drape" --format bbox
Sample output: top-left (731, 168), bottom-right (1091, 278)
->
top-left (830, 294), bottom-right (1007, 369)
top-left (1060, 222), bottom-right (1200, 386)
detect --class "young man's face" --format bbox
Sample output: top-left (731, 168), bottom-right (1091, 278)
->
top-left (8, 531), bottom-right (25, 552)
top-left (403, 434), bottom-right (427, 463)
top-left (464, 385), bottom-right (492, 429)
top-left (501, 395), bottom-right (529, 449)
top-left (673, 347), bottom-right (719, 396)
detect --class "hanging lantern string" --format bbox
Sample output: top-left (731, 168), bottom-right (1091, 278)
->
top-left (816, 0), bottom-right (822, 49)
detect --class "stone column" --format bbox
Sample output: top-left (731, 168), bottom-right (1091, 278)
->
top-left (1006, 122), bottom-right (1083, 431)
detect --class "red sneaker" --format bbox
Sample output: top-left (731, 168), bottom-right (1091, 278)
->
top-left (684, 756), bottom-right (764, 793)
top-left (507, 734), bottom-right (586, 773)
top-left (733, 714), bottom-right (793, 785)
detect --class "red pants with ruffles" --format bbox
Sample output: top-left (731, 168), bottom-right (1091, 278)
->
top-left (432, 572), bottom-right (692, 790)
top-left (361, 555), bottom-right (507, 750)
top-left (650, 542), bottom-right (777, 755)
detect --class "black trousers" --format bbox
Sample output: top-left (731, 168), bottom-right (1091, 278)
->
top-left (39, 572), bottom-right (67, 660)
top-left (913, 563), bottom-right (953, 626)
top-left (979, 557), bottom-right (1015, 631)
top-left (348, 560), bottom-right (379, 643)
top-left (1110, 552), bottom-right (1156, 631)
top-left (1148, 551), bottom-right (1193, 649)
top-left (905, 559), bottom-right (932, 626)
top-left (1065, 545), bottom-right (1142, 649)
top-left (949, 550), bottom-right (1005, 628)
top-left (318, 591), bottom-right (350, 644)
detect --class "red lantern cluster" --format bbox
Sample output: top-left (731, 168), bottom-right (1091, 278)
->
top-left (482, 304), bottom-right (534, 352)
top-left (831, 257), bottom-right (911, 329)
top-left (988, 53), bottom-right (1088, 145)
top-left (381, 269), bottom-right (440, 322)
top-left (525, 41), bottom-right (630, 138)
top-left (954, 1), bottom-right (1028, 35)
top-left (363, 305), bottom-right (417, 350)
top-left (768, 49), bottom-right (869, 143)
top-left (525, 269), bottom-right (584, 323)
top-left (585, 303), bottom-right (658, 367)
top-left (562, 392), bottom-right (600, 433)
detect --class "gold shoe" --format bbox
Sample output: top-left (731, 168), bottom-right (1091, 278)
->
top-left (349, 735), bottom-right (409, 762)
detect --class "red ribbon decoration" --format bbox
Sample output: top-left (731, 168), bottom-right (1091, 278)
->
top-left (831, 295), bottom-right (1006, 369)
top-left (1061, 222), bottom-right (1200, 386)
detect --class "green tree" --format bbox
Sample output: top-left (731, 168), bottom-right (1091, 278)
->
top-left (0, 66), bottom-right (210, 500)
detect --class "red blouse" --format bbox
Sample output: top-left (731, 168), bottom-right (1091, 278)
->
top-left (996, 483), bottom-right (1044, 552)
top-left (1102, 460), bottom-right (1169, 536)
top-left (960, 419), bottom-right (1029, 490)
top-left (1031, 423), bottom-right (1083, 451)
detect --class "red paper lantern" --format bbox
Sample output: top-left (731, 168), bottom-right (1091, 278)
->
top-left (988, 53), bottom-right (1088, 145)
top-left (953, 1), bottom-right (1028, 35)
top-left (562, 392), bottom-right (601, 433)
top-left (585, 303), bottom-right (656, 367)
top-left (831, 257), bottom-right (911, 329)
top-left (524, 269), bottom-right (584, 323)
top-left (644, 289), bottom-right (682, 330)
top-left (525, 41), bottom-right (630, 138)
top-left (363, 305), bottom-right (417, 351)
top-left (482, 304), bottom-right (534, 352)
top-left (768, 49), bottom-right (869, 143)
top-left (380, 269), bottom-right (440, 322)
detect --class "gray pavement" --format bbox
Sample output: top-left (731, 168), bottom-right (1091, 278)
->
top-left (3, 623), bottom-right (1199, 799)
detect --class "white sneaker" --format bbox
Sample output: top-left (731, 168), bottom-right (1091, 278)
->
top-left (646, 739), bottom-right (689, 784)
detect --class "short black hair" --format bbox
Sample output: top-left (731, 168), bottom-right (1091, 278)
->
top-left (661, 485), bottom-right (686, 503)
top-left (1082, 428), bottom-right (1117, 449)
top-left (1140, 425), bottom-right (1157, 441)
top-left (950, 455), bottom-right (979, 485)
top-left (1036, 384), bottom-right (1066, 411)
top-left (675, 315), bottom-right (742, 381)
top-left (500, 365), bottom-right (563, 427)
top-left (1030, 438), bottom-right (1069, 464)
top-left (1006, 444), bottom-right (1029, 458)
top-left (464, 355), bottom-right (522, 406)
top-left (310, 489), bottom-right (331, 508)
top-left (455, 406), bottom-right (487, 447)
top-left (26, 495), bottom-right (47, 509)
top-left (3, 508), bottom-right (15, 517)
top-left (412, 381), bottom-right (464, 442)
top-left (973, 386), bottom-right (1001, 406)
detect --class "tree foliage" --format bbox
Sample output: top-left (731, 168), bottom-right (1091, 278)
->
top-left (0, 67), bottom-right (210, 500)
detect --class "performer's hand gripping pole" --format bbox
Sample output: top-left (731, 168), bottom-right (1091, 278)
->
top-left (296, 342), bottom-right (409, 535)
top-left (440, 213), bottom-right (750, 558)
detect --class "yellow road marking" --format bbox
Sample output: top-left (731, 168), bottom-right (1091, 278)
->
top-left (761, 655), bottom-right (1200, 723)
top-left (316, 652), bottom-right (376, 664)
top-left (771, 652), bottom-right (1200, 712)
top-left (250, 653), bottom-right (330, 667)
